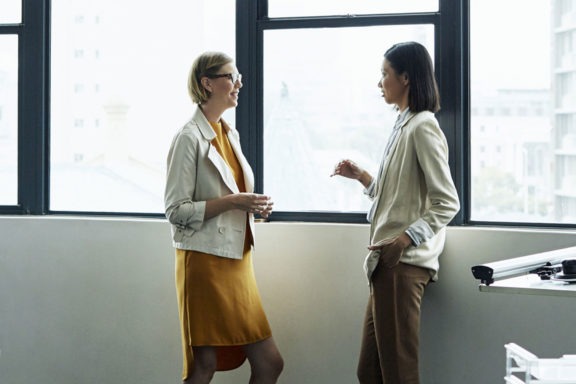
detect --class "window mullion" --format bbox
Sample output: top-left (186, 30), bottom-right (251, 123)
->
top-left (436, 0), bottom-right (466, 225)
top-left (237, 0), bottom-right (263, 192)
top-left (18, 0), bottom-right (49, 214)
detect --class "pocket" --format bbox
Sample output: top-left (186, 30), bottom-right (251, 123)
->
top-left (379, 246), bottom-right (403, 269)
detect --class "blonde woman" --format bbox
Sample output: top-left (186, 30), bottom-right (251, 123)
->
top-left (165, 51), bottom-right (283, 384)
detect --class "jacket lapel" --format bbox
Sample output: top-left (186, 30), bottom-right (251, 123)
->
top-left (379, 111), bottom-right (416, 184)
top-left (207, 145), bottom-right (240, 193)
top-left (222, 120), bottom-right (254, 193)
top-left (193, 108), bottom-right (240, 194)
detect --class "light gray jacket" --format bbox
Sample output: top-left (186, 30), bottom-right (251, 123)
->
top-left (164, 107), bottom-right (255, 259)
top-left (364, 111), bottom-right (460, 281)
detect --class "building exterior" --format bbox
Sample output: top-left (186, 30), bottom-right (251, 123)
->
top-left (552, 0), bottom-right (576, 223)
top-left (471, 89), bottom-right (552, 221)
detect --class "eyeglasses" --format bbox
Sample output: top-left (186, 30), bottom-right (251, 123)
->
top-left (207, 73), bottom-right (242, 84)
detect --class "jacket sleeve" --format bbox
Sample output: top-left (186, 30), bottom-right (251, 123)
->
top-left (363, 178), bottom-right (377, 201)
top-left (164, 130), bottom-right (206, 231)
top-left (407, 118), bottom-right (460, 245)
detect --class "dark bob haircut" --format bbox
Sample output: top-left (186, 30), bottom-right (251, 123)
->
top-left (384, 42), bottom-right (440, 113)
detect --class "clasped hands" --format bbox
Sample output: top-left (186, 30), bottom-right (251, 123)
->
top-left (236, 193), bottom-right (274, 219)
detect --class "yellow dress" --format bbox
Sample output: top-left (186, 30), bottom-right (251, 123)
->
top-left (175, 121), bottom-right (272, 380)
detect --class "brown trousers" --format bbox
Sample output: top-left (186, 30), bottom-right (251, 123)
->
top-left (357, 262), bottom-right (431, 384)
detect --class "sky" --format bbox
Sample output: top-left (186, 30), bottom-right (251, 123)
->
top-left (470, 0), bottom-right (552, 90)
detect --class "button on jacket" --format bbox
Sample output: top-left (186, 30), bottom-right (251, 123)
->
top-left (164, 106), bottom-right (255, 260)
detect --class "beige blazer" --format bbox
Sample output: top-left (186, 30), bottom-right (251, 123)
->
top-left (364, 111), bottom-right (460, 281)
top-left (164, 106), bottom-right (255, 259)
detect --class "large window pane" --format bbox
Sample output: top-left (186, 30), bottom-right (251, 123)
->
top-left (0, 1), bottom-right (21, 23)
top-left (50, 0), bottom-right (235, 213)
top-left (470, 0), bottom-right (576, 224)
top-left (264, 25), bottom-right (434, 212)
top-left (268, 0), bottom-right (438, 18)
top-left (0, 36), bottom-right (18, 205)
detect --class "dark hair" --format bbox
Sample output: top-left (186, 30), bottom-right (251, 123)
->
top-left (384, 42), bottom-right (440, 113)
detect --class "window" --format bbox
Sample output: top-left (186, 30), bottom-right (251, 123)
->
top-left (267, 0), bottom-right (438, 17)
top-left (470, 0), bottom-right (576, 224)
top-left (7, 0), bottom-right (576, 228)
top-left (263, 25), bottom-right (434, 212)
top-left (0, 1), bottom-right (21, 24)
top-left (238, 1), bottom-right (462, 221)
top-left (0, 18), bottom-right (19, 206)
top-left (50, 0), bottom-right (235, 213)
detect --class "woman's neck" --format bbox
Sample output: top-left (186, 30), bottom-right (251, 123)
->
top-left (397, 90), bottom-right (409, 112)
top-left (199, 103), bottom-right (224, 123)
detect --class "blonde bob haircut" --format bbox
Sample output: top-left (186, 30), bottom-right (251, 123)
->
top-left (187, 51), bottom-right (234, 104)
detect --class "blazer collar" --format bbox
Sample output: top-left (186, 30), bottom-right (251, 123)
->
top-left (398, 109), bottom-right (416, 129)
top-left (377, 110), bottom-right (417, 185)
top-left (190, 105), bottom-right (254, 193)
top-left (192, 106), bottom-right (218, 141)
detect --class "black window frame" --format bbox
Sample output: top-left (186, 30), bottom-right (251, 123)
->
top-left (3, 0), bottom-right (574, 229)
top-left (0, 1), bottom-right (48, 215)
top-left (236, 0), bottom-right (467, 224)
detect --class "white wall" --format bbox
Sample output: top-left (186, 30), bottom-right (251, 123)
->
top-left (0, 217), bottom-right (575, 384)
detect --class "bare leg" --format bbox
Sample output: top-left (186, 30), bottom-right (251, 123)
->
top-left (244, 338), bottom-right (284, 384)
top-left (183, 347), bottom-right (217, 384)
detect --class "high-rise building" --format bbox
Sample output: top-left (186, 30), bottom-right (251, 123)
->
top-left (552, 0), bottom-right (576, 222)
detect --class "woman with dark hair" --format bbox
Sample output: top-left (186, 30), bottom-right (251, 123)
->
top-left (165, 51), bottom-right (283, 384)
top-left (332, 42), bottom-right (460, 384)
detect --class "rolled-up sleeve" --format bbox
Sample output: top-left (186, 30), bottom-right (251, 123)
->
top-left (405, 218), bottom-right (434, 247)
top-left (164, 130), bottom-right (206, 231)
top-left (363, 178), bottom-right (377, 200)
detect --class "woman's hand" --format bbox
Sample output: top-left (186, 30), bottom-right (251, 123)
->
top-left (232, 193), bottom-right (274, 218)
top-left (331, 159), bottom-right (373, 188)
top-left (205, 193), bottom-right (273, 220)
top-left (331, 159), bottom-right (363, 179)
top-left (259, 198), bottom-right (274, 219)
top-left (368, 234), bottom-right (412, 268)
